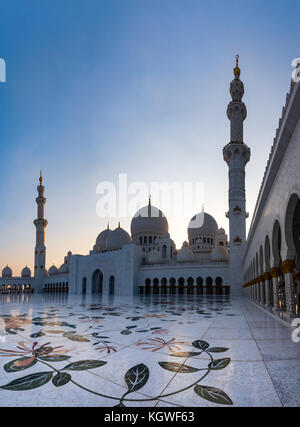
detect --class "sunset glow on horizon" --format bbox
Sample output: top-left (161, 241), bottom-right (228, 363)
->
top-left (0, 0), bottom-right (299, 274)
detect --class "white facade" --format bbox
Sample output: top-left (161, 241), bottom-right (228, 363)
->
top-left (242, 66), bottom-right (300, 317)
top-left (4, 58), bottom-right (299, 304)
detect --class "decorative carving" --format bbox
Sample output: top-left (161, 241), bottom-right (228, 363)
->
top-left (263, 272), bottom-right (272, 281)
top-left (259, 275), bottom-right (265, 282)
top-left (234, 236), bottom-right (242, 244)
top-left (233, 206), bottom-right (242, 213)
top-left (281, 260), bottom-right (295, 274)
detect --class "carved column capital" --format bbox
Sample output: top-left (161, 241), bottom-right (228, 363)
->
top-left (281, 260), bottom-right (295, 274)
top-left (270, 267), bottom-right (281, 278)
top-left (263, 272), bottom-right (272, 281)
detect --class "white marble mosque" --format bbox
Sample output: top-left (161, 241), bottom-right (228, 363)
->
top-left (1, 57), bottom-right (300, 321)
top-left (0, 58), bottom-right (300, 408)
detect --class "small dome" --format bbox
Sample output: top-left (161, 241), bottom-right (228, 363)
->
top-left (188, 212), bottom-right (218, 238)
top-left (147, 249), bottom-right (162, 264)
top-left (48, 265), bottom-right (59, 276)
top-left (95, 227), bottom-right (112, 252)
top-left (2, 266), bottom-right (12, 277)
top-left (218, 227), bottom-right (226, 235)
top-left (58, 263), bottom-right (69, 274)
top-left (177, 242), bottom-right (195, 263)
top-left (131, 201), bottom-right (168, 236)
top-left (21, 266), bottom-right (31, 277)
top-left (106, 226), bottom-right (131, 250)
top-left (211, 245), bottom-right (229, 262)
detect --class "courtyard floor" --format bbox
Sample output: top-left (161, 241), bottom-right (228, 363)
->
top-left (0, 293), bottom-right (299, 407)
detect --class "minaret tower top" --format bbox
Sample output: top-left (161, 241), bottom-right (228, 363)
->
top-left (223, 56), bottom-right (251, 295)
top-left (225, 55), bottom-right (248, 145)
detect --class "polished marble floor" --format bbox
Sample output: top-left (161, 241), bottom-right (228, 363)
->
top-left (0, 293), bottom-right (299, 407)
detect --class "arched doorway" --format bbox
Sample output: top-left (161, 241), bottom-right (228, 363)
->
top-left (178, 278), bottom-right (185, 295)
top-left (272, 220), bottom-right (285, 309)
top-left (145, 278), bottom-right (151, 295)
top-left (285, 194), bottom-right (300, 312)
top-left (92, 269), bottom-right (103, 294)
top-left (82, 277), bottom-right (87, 294)
top-left (161, 278), bottom-right (167, 294)
top-left (153, 278), bottom-right (159, 294)
top-left (285, 194), bottom-right (300, 265)
top-left (187, 277), bottom-right (194, 295)
top-left (206, 277), bottom-right (213, 295)
top-left (196, 277), bottom-right (203, 295)
top-left (215, 277), bottom-right (223, 295)
top-left (109, 276), bottom-right (115, 295)
top-left (169, 277), bottom-right (176, 295)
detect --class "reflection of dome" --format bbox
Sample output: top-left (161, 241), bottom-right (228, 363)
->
top-left (48, 265), bottom-right (58, 276)
top-left (21, 266), bottom-right (31, 277)
top-left (177, 242), bottom-right (195, 263)
top-left (58, 263), bottom-right (69, 274)
top-left (106, 225), bottom-right (131, 250)
top-left (211, 245), bottom-right (229, 262)
top-left (131, 200), bottom-right (168, 236)
top-left (147, 249), bottom-right (162, 264)
top-left (188, 212), bottom-right (218, 237)
top-left (2, 266), bottom-right (12, 277)
top-left (95, 226), bottom-right (112, 252)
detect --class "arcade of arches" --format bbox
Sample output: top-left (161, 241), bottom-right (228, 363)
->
top-left (244, 194), bottom-right (300, 317)
top-left (140, 276), bottom-right (229, 296)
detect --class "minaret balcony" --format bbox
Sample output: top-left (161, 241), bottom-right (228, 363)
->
top-left (233, 236), bottom-right (242, 246)
top-left (233, 206), bottom-right (242, 214)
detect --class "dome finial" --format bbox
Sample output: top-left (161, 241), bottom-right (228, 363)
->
top-left (148, 195), bottom-right (151, 206)
top-left (107, 222), bottom-right (110, 230)
top-left (202, 203), bottom-right (204, 213)
top-left (234, 54), bottom-right (241, 78)
top-left (39, 170), bottom-right (43, 185)
top-left (118, 221), bottom-right (121, 228)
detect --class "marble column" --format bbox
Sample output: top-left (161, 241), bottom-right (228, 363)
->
top-left (281, 260), bottom-right (296, 317)
top-left (257, 278), bottom-right (262, 304)
top-left (260, 276), bottom-right (266, 305)
top-left (270, 268), bottom-right (281, 312)
top-left (263, 272), bottom-right (272, 309)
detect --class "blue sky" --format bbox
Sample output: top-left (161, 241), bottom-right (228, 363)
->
top-left (0, 0), bottom-right (299, 273)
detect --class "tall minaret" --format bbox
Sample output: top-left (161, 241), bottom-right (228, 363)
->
top-left (223, 56), bottom-right (251, 295)
top-left (33, 171), bottom-right (48, 291)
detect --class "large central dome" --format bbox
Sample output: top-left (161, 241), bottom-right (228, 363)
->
top-left (188, 211), bottom-right (218, 238)
top-left (131, 200), bottom-right (168, 236)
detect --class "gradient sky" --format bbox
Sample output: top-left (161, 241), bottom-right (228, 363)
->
top-left (0, 0), bottom-right (299, 274)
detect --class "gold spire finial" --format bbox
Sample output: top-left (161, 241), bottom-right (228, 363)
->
top-left (39, 170), bottom-right (43, 185)
top-left (148, 195), bottom-right (151, 206)
top-left (234, 54), bottom-right (241, 78)
top-left (107, 222), bottom-right (110, 230)
top-left (118, 222), bottom-right (120, 228)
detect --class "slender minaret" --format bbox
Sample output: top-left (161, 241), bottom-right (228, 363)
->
top-left (33, 171), bottom-right (48, 291)
top-left (223, 56), bottom-right (251, 295)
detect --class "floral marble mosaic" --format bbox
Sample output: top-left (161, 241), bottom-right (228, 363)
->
top-left (0, 294), bottom-right (299, 407)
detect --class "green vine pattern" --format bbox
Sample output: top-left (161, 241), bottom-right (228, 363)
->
top-left (0, 338), bottom-right (232, 406)
top-left (0, 301), bottom-right (236, 406)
